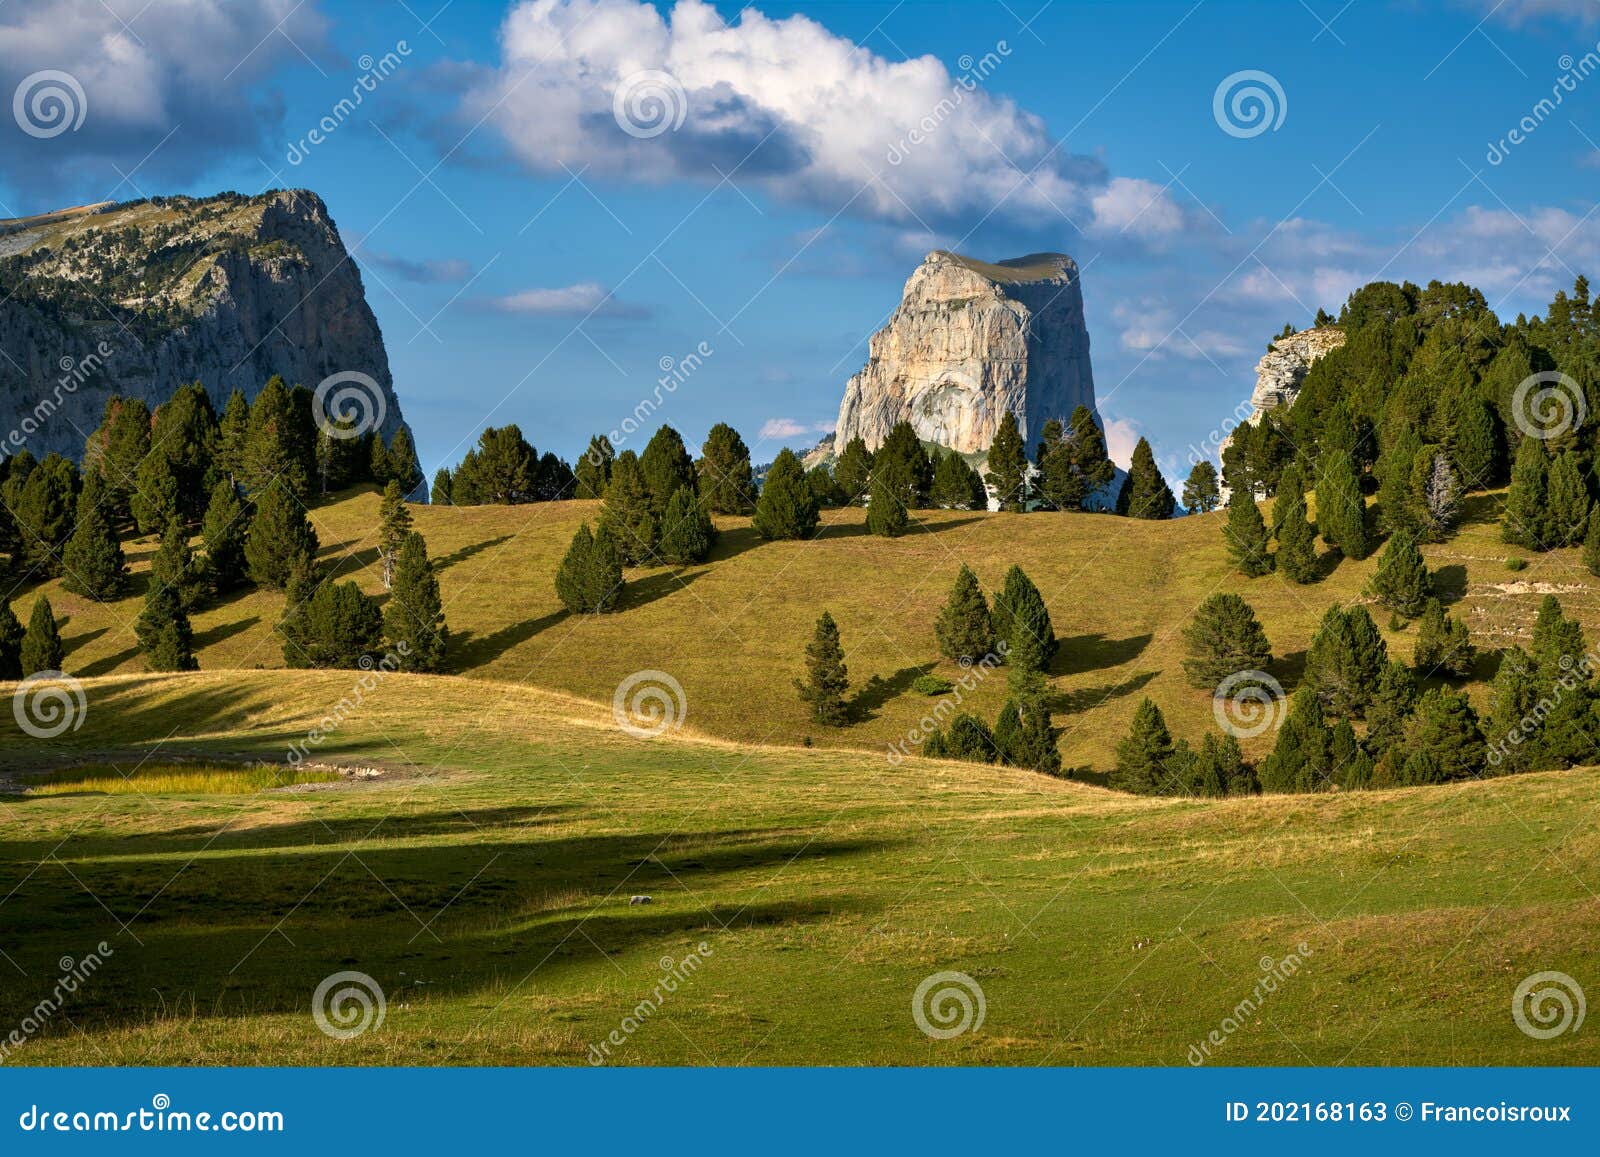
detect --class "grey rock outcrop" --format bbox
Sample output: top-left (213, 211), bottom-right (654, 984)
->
top-left (832, 250), bottom-right (1096, 453)
top-left (0, 190), bottom-right (408, 461)
top-left (1243, 326), bottom-right (1346, 419)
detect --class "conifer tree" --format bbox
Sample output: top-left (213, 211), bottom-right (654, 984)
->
top-left (1259, 689), bottom-right (1334, 792)
top-left (384, 427), bottom-right (424, 495)
top-left (1398, 688), bottom-right (1485, 782)
top-left (1224, 489), bottom-right (1274, 576)
top-left (21, 596), bottom-right (64, 675)
top-left (1181, 593), bottom-right (1271, 688)
top-left (1012, 696), bottom-right (1062, 774)
top-left (833, 436), bottom-right (873, 506)
top-left (1413, 597), bottom-right (1475, 678)
top-left (131, 450), bottom-right (182, 535)
top-left (14, 454), bottom-right (79, 576)
top-left (992, 565), bottom-right (1055, 673)
top-left (0, 601), bottom-right (23, 679)
top-left (697, 424), bottom-right (755, 514)
top-left (1451, 393), bottom-right (1500, 489)
top-left (807, 464), bottom-right (843, 507)
top-left (1409, 446), bottom-right (1461, 543)
top-left (1111, 698), bottom-right (1174, 795)
top-left (216, 389), bottom-right (251, 485)
top-left (87, 395), bottom-right (151, 527)
top-left (384, 531), bottom-right (448, 672)
top-left (574, 435), bottom-right (614, 499)
top-left (795, 611), bottom-right (850, 726)
top-left (555, 523), bottom-right (624, 613)
top-left (984, 411), bottom-right (1029, 511)
top-left (1367, 532), bottom-right (1431, 616)
top-left (935, 565), bottom-right (995, 664)
top-left (751, 449), bottom-right (819, 540)
top-left (377, 480), bottom-right (414, 590)
top-left (601, 451), bottom-right (659, 563)
top-left (876, 422), bottom-right (934, 508)
top-left (242, 375), bottom-right (312, 499)
top-left (640, 425), bottom-right (697, 517)
top-left (431, 468), bottom-right (454, 506)
top-left (658, 486), bottom-right (717, 565)
top-left (866, 451), bottom-right (913, 537)
top-left (1033, 419), bottom-right (1075, 511)
top-left (285, 580), bottom-right (384, 669)
top-left (1584, 510), bottom-right (1600, 577)
top-left (135, 581), bottom-right (197, 672)
top-left (1117, 437), bottom-right (1175, 519)
top-left (1317, 448), bottom-right (1369, 558)
top-left (1067, 405), bottom-right (1116, 510)
top-left (142, 383), bottom-right (218, 523)
top-left (275, 554), bottom-right (319, 665)
top-left (246, 479), bottom-right (319, 589)
top-left (1544, 450), bottom-right (1590, 547)
top-left (1365, 659), bottom-right (1419, 756)
top-left (201, 479), bottom-right (248, 593)
top-left (991, 700), bottom-right (1022, 766)
top-left (944, 713), bottom-right (998, 762)
top-left (61, 473), bottom-right (126, 600)
top-left (1271, 464), bottom-right (1318, 583)
top-left (151, 517), bottom-right (207, 612)
top-left (1182, 460), bottom-right (1221, 513)
top-left (931, 450), bottom-right (985, 510)
top-left (453, 426), bottom-right (536, 503)
top-left (1484, 646), bottom-right (1539, 774)
top-left (1502, 435), bottom-right (1549, 548)
top-left (1303, 604), bottom-right (1387, 716)
top-left (1376, 426), bottom-right (1423, 539)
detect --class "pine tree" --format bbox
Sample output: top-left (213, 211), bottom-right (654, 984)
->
top-left (1259, 689), bottom-right (1334, 792)
top-left (142, 382), bottom-right (218, 523)
top-left (14, 454), bottom-right (79, 576)
top-left (574, 435), bottom-right (614, 499)
top-left (61, 473), bottom-right (126, 600)
top-left (1398, 688), bottom-right (1485, 782)
top-left (1117, 437), bottom-right (1175, 519)
top-left (1451, 392), bottom-right (1500, 489)
top-left (866, 451), bottom-right (912, 537)
top-left (87, 395), bottom-right (151, 527)
top-left (1585, 510), bottom-right (1600, 577)
top-left (555, 523), bottom-right (624, 613)
top-left (658, 486), bottom-right (717, 565)
top-left (201, 479), bottom-right (248, 593)
top-left (1012, 696), bottom-right (1061, 774)
top-left (150, 517), bottom-right (207, 612)
top-left (1224, 490), bottom-right (1274, 576)
top-left (135, 581), bottom-right (197, 672)
top-left (1502, 435), bottom-right (1549, 549)
top-left (284, 580), bottom-right (384, 669)
top-left (216, 389), bottom-right (251, 485)
top-left (600, 451), bottom-right (659, 564)
top-left (1317, 448), bottom-right (1369, 558)
top-left (1033, 419), bottom-right (1076, 511)
top-left (992, 565), bottom-right (1055, 674)
top-left (131, 450), bottom-right (182, 535)
top-left (1181, 593), bottom-right (1271, 688)
top-left (932, 450), bottom-right (985, 510)
top-left (935, 565), bottom-right (996, 664)
top-left (945, 713), bottom-right (998, 762)
top-left (0, 601), bottom-right (23, 680)
top-left (984, 411), bottom-right (1029, 511)
top-left (752, 449), bottom-right (819, 540)
top-left (1067, 405), bottom-right (1116, 510)
top-left (384, 531), bottom-right (448, 672)
top-left (452, 426), bottom-right (536, 503)
top-left (1409, 446), bottom-right (1461, 543)
top-left (1367, 532), bottom-right (1432, 616)
top-left (431, 468), bottom-right (454, 506)
top-left (1111, 698), bottom-right (1174, 795)
top-left (242, 376), bottom-right (313, 499)
top-left (21, 596), bottom-right (64, 675)
top-left (1271, 464), bottom-right (1318, 582)
top-left (640, 425), bottom-right (697, 517)
top-left (1303, 604), bottom-right (1388, 716)
top-left (1376, 426), bottom-right (1423, 538)
top-left (795, 611), bottom-right (850, 726)
top-left (377, 481), bottom-right (414, 590)
top-left (1182, 460), bottom-right (1221, 513)
top-left (833, 437), bottom-right (873, 506)
top-left (246, 479), bottom-right (319, 589)
top-left (1544, 450), bottom-right (1590, 547)
top-left (1484, 646), bottom-right (1539, 774)
top-left (807, 464), bottom-right (843, 508)
top-left (876, 422), bottom-right (933, 508)
top-left (991, 700), bottom-right (1022, 766)
top-left (697, 424), bottom-right (754, 514)
top-left (1365, 659), bottom-right (1419, 756)
top-left (384, 427), bottom-right (424, 495)
top-left (1413, 597), bottom-right (1475, 678)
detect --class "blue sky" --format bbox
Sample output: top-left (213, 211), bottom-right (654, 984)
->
top-left (3, 0), bottom-right (1599, 484)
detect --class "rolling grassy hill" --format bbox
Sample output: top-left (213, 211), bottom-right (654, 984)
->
top-left (15, 484), bottom-right (1599, 770)
top-left (1, 671), bottom-right (1595, 1065)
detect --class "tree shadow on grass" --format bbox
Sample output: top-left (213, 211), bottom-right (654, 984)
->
top-left (1048, 669), bottom-right (1157, 715)
top-left (192, 616), bottom-right (260, 650)
top-left (1433, 563), bottom-right (1468, 603)
top-left (76, 643), bottom-right (143, 679)
top-left (1053, 632), bottom-right (1151, 677)
top-left (435, 535), bottom-right (515, 572)
top-left (622, 567), bottom-right (705, 611)
top-left (850, 662), bottom-right (936, 722)
top-left (62, 624), bottom-right (109, 654)
top-left (450, 609), bottom-right (570, 669)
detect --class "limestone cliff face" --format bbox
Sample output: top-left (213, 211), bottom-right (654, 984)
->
top-left (0, 190), bottom-right (408, 461)
top-left (1242, 327), bottom-right (1346, 419)
top-left (832, 250), bottom-right (1096, 453)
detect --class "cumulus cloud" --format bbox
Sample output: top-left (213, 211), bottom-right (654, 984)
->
top-left (1102, 416), bottom-right (1142, 469)
top-left (759, 417), bottom-right (834, 440)
top-left (460, 0), bottom-right (1185, 236)
top-left (483, 282), bottom-right (648, 318)
top-left (0, 0), bottom-right (331, 202)
top-left (367, 252), bottom-right (475, 283)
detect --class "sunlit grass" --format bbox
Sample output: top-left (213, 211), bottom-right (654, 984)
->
top-left (30, 761), bottom-right (341, 796)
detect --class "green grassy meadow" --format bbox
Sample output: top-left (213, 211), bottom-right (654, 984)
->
top-left (3, 489), bottom-right (1598, 1065)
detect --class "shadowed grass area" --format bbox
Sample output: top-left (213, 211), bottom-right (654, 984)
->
top-left (0, 671), bottom-right (1595, 1066)
top-left (29, 762), bottom-right (341, 796)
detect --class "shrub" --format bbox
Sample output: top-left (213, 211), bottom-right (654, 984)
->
top-left (912, 675), bottom-right (954, 696)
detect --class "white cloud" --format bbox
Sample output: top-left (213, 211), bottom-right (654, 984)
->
top-left (1102, 416), bottom-right (1141, 468)
top-left (484, 282), bottom-right (646, 317)
top-left (462, 0), bottom-right (1184, 236)
top-left (759, 418), bottom-right (834, 440)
